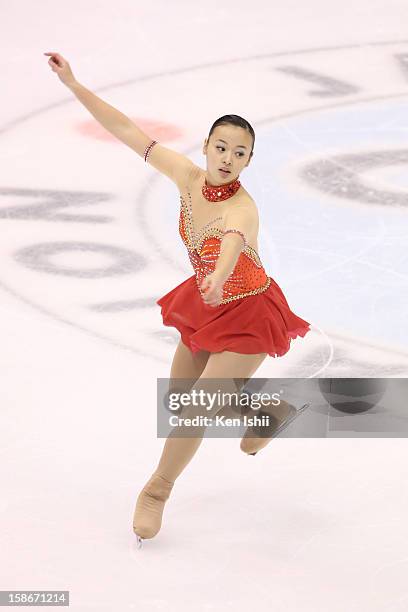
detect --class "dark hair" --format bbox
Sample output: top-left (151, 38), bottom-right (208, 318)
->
top-left (208, 114), bottom-right (255, 157)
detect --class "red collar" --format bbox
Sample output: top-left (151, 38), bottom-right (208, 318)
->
top-left (202, 176), bottom-right (241, 202)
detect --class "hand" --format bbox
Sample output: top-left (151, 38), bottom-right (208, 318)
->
top-left (43, 52), bottom-right (77, 88)
top-left (200, 271), bottom-right (225, 307)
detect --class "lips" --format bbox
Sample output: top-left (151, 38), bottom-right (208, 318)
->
top-left (219, 168), bottom-right (231, 175)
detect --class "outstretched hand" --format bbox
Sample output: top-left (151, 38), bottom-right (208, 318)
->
top-left (43, 52), bottom-right (77, 87)
top-left (200, 271), bottom-right (225, 307)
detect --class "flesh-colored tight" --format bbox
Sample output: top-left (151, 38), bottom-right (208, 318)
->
top-left (154, 339), bottom-right (268, 482)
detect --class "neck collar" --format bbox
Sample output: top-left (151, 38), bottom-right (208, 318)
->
top-left (202, 175), bottom-right (241, 202)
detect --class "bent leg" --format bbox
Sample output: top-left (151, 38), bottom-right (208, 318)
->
top-left (169, 339), bottom-right (211, 389)
top-left (167, 339), bottom-right (252, 414)
top-left (155, 350), bottom-right (268, 481)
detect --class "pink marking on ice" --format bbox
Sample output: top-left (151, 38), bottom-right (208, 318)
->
top-left (76, 117), bottom-right (183, 142)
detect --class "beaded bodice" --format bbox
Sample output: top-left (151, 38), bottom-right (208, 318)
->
top-left (179, 191), bottom-right (271, 305)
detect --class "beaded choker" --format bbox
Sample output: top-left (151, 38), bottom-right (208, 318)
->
top-left (202, 176), bottom-right (241, 202)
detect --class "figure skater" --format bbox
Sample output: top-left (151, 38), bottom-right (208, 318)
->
top-left (44, 52), bottom-right (312, 548)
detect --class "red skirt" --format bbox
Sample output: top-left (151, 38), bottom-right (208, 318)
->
top-left (157, 274), bottom-right (311, 357)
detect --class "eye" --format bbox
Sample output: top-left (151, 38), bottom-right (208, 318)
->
top-left (216, 145), bottom-right (245, 157)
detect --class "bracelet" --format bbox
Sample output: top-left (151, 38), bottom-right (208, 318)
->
top-left (143, 140), bottom-right (158, 162)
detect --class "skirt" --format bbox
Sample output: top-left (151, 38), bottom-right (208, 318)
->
top-left (156, 274), bottom-right (311, 357)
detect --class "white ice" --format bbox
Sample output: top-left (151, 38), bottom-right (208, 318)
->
top-left (1, 1), bottom-right (408, 610)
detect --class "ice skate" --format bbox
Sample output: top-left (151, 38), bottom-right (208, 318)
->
top-left (240, 402), bottom-right (310, 455)
top-left (132, 472), bottom-right (174, 546)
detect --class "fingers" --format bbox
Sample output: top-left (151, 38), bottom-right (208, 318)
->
top-left (202, 288), bottom-right (221, 306)
top-left (43, 52), bottom-right (65, 67)
top-left (44, 52), bottom-right (59, 62)
top-left (205, 299), bottom-right (219, 307)
top-left (201, 280), bottom-right (210, 293)
top-left (201, 277), bottom-right (222, 306)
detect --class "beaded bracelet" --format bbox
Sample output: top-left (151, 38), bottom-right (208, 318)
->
top-left (222, 228), bottom-right (248, 249)
top-left (143, 140), bottom-right (158, 162)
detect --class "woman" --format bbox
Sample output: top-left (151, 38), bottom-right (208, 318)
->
top-left (45, 52), bottom-right (311, 548)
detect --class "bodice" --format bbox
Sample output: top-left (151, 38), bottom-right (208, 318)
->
top-left (178, 192), bottom-right (271, 305)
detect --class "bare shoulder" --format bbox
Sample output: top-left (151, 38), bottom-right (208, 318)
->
top-left (233, 191), bottom-right (259, 222)
top-left (223, 190), bottom-right (259, 245)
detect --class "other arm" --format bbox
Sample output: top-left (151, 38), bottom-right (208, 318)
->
top-left (214, 205), bottom-right (257, 282)
top-left (200, 205), bottom-right (257, 306)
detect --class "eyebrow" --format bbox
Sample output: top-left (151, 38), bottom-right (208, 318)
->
top-left (216, 138), bottom-right (247, 150)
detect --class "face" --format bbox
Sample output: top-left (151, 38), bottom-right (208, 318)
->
top-left (202, 124), bottom-right (253, 185)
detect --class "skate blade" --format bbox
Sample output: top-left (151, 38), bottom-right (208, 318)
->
top-left (271, 402), bottom-right (310, 439)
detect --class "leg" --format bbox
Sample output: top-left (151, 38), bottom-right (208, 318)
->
top-left (133, 339), bottom-right (210, 541)
top-left (155, 349), bottom-right (268, 481)
top-left (155, 339), bottom-right (212, 481)
top-left (169, 339), bottom-right (211, 386)
top-left (239, 397), bottom-right (298, 455)
top-left (168, 341), bottom-right (249, 422)
top-left (133, 348), bottom-right (268, 543)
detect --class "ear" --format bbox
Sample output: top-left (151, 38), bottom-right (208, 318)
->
top-left (203, 138), bottom-right (208, 154)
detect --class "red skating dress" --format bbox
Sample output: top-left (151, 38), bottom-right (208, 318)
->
top-left (156, 191), bottom-right (311, 356)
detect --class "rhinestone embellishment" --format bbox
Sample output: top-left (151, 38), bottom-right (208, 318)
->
top-left (179, 193), bottom-right (269, 305)
top-left (202, 176), bottom-right (241, 202)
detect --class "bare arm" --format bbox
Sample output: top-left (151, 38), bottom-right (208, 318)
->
top-left (44, 52), bottom-right (195, 186)
top-left (200, 204), bottom-right (258, 306)
top-left (214, 205), bottom-right (258, 282)
top-left (68, 82), bottom-right (195, 184)
top-left (68, 81), bottom-right (146, 150)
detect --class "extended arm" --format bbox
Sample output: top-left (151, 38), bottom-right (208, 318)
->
top-left (67, 81), bottom-right (194, 185)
